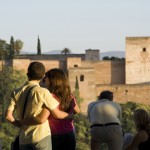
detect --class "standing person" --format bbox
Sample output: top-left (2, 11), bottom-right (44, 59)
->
top-left (5, 62), bottom-right (73, 150)
top-left (125, 109), bottom-right (150, 150)
top-left (44, 68), bottom-right (80, 150)
top-left (21, 68), bottom-right (80, 150)
top-left (87, 90), bottom-right (123, 150)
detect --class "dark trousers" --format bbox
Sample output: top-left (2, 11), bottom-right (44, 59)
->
top-left (52, 132), bottom-right (76, 150)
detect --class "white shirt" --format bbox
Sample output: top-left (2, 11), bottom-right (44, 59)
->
top-left (87, 99), bottom-right (122, 125)
top-left (7, 81), bottom-right (59, 144)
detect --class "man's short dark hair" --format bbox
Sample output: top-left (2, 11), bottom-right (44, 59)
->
top-left (99, 90), bottom-right (113, 101)
top-left (27, 61), bottom-right (45, 80)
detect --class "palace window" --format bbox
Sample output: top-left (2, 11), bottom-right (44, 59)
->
top-left (74, 64), bottom-right (78, 67)
top-left (143, 48), bottom-right (146, 52)
top-left (80, 75), bottom-right (84, 81)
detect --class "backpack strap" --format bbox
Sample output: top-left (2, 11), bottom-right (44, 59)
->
top-left (22, 86), bottom-right (37, 119)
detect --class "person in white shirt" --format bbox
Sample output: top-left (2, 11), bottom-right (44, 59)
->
top-left (87, 90), bottom-right (123, 150)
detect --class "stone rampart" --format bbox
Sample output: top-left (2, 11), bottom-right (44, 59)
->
top-left (81, 60), bottom-right (125, 84)
top-left (81, 84), bottom-right (150, 114)
top-left (96, 84), bottom-right (150, 105)
top-left (12, 59), bottom-right (59, 72)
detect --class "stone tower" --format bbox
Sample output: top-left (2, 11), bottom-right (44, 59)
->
top-left (126, 37), bottom-right (150, 84)
top-left (85, 49), bottom-right (100, 61)
top-left (68, 67), bottom-right (97, 113)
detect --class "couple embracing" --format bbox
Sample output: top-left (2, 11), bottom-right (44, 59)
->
top-left (6, 61), bottom-right (80, 150)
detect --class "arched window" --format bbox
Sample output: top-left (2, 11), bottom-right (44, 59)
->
top-left (80, 75), bottom-right (84, 81)
top-left (74, 64), bottom-right (78, 67)
top-left (143, 48), bottom-right (146, 52)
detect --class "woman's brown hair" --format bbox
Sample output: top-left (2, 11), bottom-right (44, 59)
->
top-left (134, 109), bottom-right (150, 133)
top-left (45, 68), bottom-right (72, 111)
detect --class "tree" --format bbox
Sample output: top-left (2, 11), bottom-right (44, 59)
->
top-left (73, 76), bottom-right (83, 106)
top-left (0, 39), bottom-right (9, 71)
top-left (103, 56), bottom-right (125, 60)
top-left (14, 39), bottom-right (23, 55)
top-left (61, 47), bottom-right (70, 54)
top-left (0, 39), bottom-right (9, 59)
top-left (103, 56), bottom-right (110, 60)
top-left (0, 40), bottom-right (5, 72)
top-left (75, 76), bottom-right (79, 89)
top-left (10, 36), bottom-right (15, 58)
top-left (0, 68), bottom-right (27, 122)
top-left (37, 36), bottom-right (41, 55)
top-left (0, 68), bottom-right (26, 149)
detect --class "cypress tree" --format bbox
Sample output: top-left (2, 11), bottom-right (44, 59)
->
top-left (37, 36), bottom-right (41, 55)
top-left (10, 36), bottom-right (15, 58)
top-left (75, 76), bottom-right (79, 89)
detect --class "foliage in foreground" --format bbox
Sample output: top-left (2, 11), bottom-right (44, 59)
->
top-left (0, 67), bottom-right (27, 121)
top-left (0, 67), bottom-right (27, 149)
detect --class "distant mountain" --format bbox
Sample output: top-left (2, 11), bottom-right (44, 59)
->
top-left (44, 50), bottom-right (62, 54)
top-left (20, 50), bottom-right (125, 59)
top-left (20, 50), bottom-right (62, 54)
top-left (20, 51), bottom-right (36, 54)
top-left (44, 50), bottom-right (75, 54)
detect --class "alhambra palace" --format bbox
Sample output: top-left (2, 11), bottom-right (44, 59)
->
top-left (1, 37), bottom-right (150, 113)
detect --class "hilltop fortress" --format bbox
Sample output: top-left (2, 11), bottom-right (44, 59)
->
top-left (1, 37), bottom-right (150, 113)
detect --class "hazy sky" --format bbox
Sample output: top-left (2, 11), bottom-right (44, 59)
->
top-left (0, 0), bottom-right (150, 53)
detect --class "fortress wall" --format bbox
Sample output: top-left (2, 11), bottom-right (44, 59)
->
top-left (11, 55), bottom-right (125, 86)
top-left (94, 61), bottom-right (112, 84)
top-left (14, 55), bottom-right (61, 60)
top-left (81, 60), bottom-right (125, 85)
top-left (39, 60), bottom-right (59, 71)
top-left (96, 84), bottom-right (150, 105)
top-left (81, 61), bottom-right (94, 67)
top-left (13, 59), bottom-right (30, 72)
top-left (126, 37), bottom-right (150, 84)
top-left (67, 57), bottom-right (82, 69)
top-left (15, 54), bottom-right (85, 61)
top-left (93, 61), bottom-right (125, 84)
top-left (81, 84), bottom-right (150, 114)
top-left (110, 61), bottom-right (125, 84)
top-left (12, 59), bottom-right (59, 72)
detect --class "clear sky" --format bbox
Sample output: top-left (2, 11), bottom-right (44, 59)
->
top-left (0, 0), bottom-right (150, 53)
